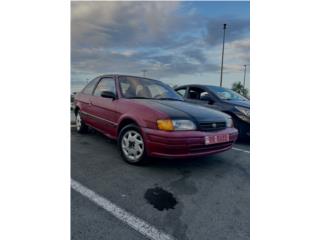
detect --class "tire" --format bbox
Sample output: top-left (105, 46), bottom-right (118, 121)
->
top-left (75, 111), bottom-right (88, 133)
top-left (118, 124), bottom-right (147, 165)
top-left (233, 117), bottom-right (249, 141)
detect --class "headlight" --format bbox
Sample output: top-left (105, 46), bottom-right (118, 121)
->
top-left (157, 119), bottom-right (196, 131)
top-left (173, 120), bottom-right (196, 130)
top-left (235, 106), bottom-right (250, 117)
top-left (226, 118), bottom-right (233, 128)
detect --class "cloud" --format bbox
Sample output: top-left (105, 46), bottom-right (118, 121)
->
top-left (71, 2), bottom-right (250, 90)
top-left (225, 38), bottom-right (250, 65)
top-left (71, 1), bottom-right (184, 49)
top-left (71, 46), bottom-right (219, 81)
top-left (182, 49), bottom-right (207, 63)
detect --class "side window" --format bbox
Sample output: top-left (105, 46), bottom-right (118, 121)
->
top-left (187, 87), bottom-right (210, 101)
top-left (176, 88), bottom-right (186, 97)
top-left (82, 78), bottom-right (98, 95)
top-left (93, 78), bottom-right (116, 97)
top-left (188, 87), bottom-right (202, 100)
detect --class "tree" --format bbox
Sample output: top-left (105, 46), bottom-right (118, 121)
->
top-left (232, 82), bottom-right (249, 98)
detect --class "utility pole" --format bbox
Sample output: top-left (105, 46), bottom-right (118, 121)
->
top-left (141, 69), bottom-right (147, 77)
top-left (243, 64), bottom-right (247, 87)
top-left (219, 23), bottom-right (227, 87)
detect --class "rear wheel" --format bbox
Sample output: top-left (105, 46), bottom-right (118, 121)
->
top-left (118, 124), bottom-right (147, 165)
top-left (75, 111), bottom-right (88, 133)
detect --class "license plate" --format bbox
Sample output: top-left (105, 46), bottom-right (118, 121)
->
top-left (205, 134), bottom-right (229, 145)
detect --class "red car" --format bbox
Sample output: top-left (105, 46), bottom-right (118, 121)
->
top-left (74, 75), bottom-right (238, 164)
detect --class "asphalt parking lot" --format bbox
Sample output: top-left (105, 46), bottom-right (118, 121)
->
top-left (71, 117), bottom-right (250, 240)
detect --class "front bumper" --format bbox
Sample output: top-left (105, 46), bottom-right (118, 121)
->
top-left (142, 127), bottom-right (238, 158)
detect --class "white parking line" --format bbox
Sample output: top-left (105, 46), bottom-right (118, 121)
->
top-left (71, 179), bottom-right (175, 240)
top-left (232, 147), bottom-right (250, 154)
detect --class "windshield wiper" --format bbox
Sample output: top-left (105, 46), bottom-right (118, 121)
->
top-left (126, 97), bottom-right (182, 101)
top-left (126, 96), bottom-right (152, 99)
top-left (157, 97), bottom-right (182, 101)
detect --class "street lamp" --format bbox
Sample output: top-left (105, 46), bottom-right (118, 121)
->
top-left (243, 64), bottom-right (247, 87)
top-left (141, 69), bottom-right (147, 77)
top-left (219, 23), bottom-right (227, 87)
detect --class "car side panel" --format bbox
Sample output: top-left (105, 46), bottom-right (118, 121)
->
top-left (74, 93), bottom-right (95, 125)
top-left (89, 95), bottom-right (120, 138)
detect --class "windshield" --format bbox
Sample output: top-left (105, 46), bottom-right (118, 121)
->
top-left (119, 76), bottom-right (183, 100)
top-left (208, 86), bottom-right (248, 101)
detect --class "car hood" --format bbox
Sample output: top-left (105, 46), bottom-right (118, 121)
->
top-left (223, 100), bottom-right (250, 108)
top-left (135, 99), bottom-right (230, 122)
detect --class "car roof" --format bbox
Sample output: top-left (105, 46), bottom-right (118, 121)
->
top-left (96, 74), bottom-right (158, 81)
top-left (176, 84), bottom-right (227, 90)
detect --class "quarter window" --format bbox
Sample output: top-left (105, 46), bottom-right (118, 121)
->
top-left (176, 88), bottom-right (186, 97)
top-left (93, 78), bottom-right (116, 97)
top-left (82, 78), bottom-right (99, 95)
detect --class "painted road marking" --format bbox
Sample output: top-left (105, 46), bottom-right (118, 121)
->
top-left (232, 147), bottom-right (250, 154)
top-left (71, 179), bottom-right (176, 240)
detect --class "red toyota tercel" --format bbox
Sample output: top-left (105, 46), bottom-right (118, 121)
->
top-left (74, 75), bottom-right (238, 164)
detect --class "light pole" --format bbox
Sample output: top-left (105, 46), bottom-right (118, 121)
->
top-left (243, 64), bottom-right (247, 87)
top-left (142, 69), bottom-right (147, 77)
top-left (219, 23), bottom-right (227, 87)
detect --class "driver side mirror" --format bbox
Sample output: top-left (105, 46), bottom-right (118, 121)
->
top-left (101, 91), bottom-right (116, 99)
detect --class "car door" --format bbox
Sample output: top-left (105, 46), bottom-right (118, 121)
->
top-left (90, 77), bottom-right (118, 137)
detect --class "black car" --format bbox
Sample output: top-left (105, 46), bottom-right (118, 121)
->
top-left (175, 84), bottom-right (250, 139)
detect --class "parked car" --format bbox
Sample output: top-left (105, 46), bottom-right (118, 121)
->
top-left (74, 75), bottom-right (238, 164)
top-left (175, 84), bottom-right (250, 139)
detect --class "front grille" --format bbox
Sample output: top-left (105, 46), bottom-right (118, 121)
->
top-left (199, 121), bottom-right (226, 132)
top-left (190, 141), bottom-right (233, 153)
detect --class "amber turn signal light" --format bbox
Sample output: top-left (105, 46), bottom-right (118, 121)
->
top-left (157, 119), bottom-right (174, 131)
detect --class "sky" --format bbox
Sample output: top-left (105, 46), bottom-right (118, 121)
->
top-left (71, 1), bottom-right (250, 92)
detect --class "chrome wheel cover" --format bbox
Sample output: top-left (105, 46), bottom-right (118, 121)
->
top-left (121, 130), bottom-right (144, 162)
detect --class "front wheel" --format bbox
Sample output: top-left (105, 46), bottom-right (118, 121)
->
top-left (75, 111), bottom-right (88, 133)
top-left (118, 124), bottom-right (147, 165)
top-left (233, 117), bottom-right (249, 140)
